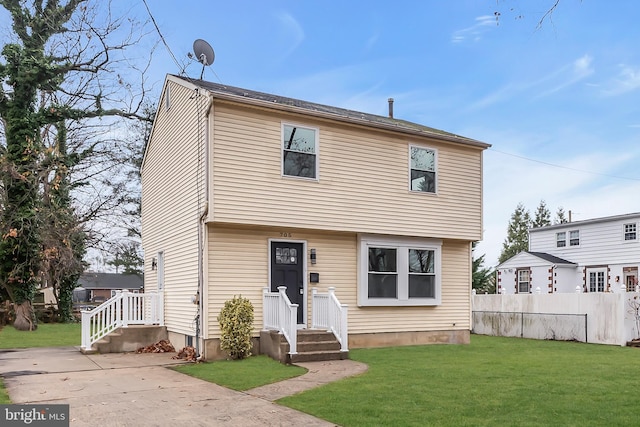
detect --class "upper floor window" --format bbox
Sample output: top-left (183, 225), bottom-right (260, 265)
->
top-left (282, 124), bottom-right (318, 179)
top-left (624, 223), bottom-right (637, 241)
top-left (410, 146), bottom-right (436, 193)
top-left (569, 230), bottom-right (580, 246)
top-left (556, 232), bottom-right (566, 247)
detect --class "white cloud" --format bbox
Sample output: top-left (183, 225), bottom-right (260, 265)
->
top-left (451, 15), bottom-right (495, 43)
top-left (601, 64), bottom-right (640, 96)
top-left (468, 54), bottom-right (594, 110)
top-left (274, 11), bottom-right (305, 61)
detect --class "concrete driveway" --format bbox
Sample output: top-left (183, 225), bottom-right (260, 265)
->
top-left (0, 347), bottom-right (366, 426)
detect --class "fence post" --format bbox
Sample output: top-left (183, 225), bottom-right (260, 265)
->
top-left (311, 288), bottom-right (317, 329)
top-left (122, 290), bottom-right (129, 328)
top-left (520, 312), bottom-right (524, 338)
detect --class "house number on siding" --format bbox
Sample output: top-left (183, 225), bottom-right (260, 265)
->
top-left (280, 232), bottom-right (292, 238)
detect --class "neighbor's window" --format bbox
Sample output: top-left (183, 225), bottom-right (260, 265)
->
top-left (588, 270), bottom-right (606, 293)
top-left (410, 146), bottom-right (436, 193)
top-left (624, 223), bottom-right (637, 241)
top-left (282, 124), bottom-right (318, 179)
top-left (556, 232), bottom-right (566, 247)
top-left (517, 269), bottom-right (531, 293)
top-left (569, 230), bottom-right (580, 246)
top-left (359, 236), bottom-right (441, 306)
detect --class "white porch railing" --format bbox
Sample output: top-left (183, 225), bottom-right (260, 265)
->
top-left (263, 286), bottom-right (298, 354)
top-left (312, 287), bottom-right (349, 352)
top-left (81, 290), bottom-right (164, 351)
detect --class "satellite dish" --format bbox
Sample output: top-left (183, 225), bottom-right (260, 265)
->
top-left (193, 39), bottom-right (215, 66)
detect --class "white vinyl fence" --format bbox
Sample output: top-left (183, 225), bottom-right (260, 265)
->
top-left (472, 290), bottom-right (640, 346)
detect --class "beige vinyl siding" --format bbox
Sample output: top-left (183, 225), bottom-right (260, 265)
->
top-left (209, 102), bottom-right (483, 240)
top-left (206, 225), bottom-right (471, 338)
top-left (141, 79), bottom-right (206, 336)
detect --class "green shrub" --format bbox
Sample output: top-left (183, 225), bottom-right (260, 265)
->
top-left (218, 296), bottom-right (254, 360)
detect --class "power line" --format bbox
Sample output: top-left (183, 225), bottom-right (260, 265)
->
top-left (489, 147), bottom-right (640, 182)
top-left (141, 0), bottom-right (186, 75)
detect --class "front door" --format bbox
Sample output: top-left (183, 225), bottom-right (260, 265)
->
top-left (271, 241), bottom-right (305, 325)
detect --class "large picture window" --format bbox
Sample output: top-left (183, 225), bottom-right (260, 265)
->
top-left (410, 146), bottom-right (436, 193)
top-left (359, 236), bottom-right (441, 306)
top-left (282, 124), bottom-right (318, 179)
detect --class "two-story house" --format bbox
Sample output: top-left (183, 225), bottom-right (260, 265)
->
top-left (141, 74), bottom-right (490, 360)
top-left (497, 213), bottom-right (640, 294)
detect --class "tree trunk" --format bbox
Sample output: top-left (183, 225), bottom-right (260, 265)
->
top-left (13, 301), bottom-right (37, 331)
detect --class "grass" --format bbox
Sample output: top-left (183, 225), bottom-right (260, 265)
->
top-left (0, 379), bottom-right (10, 404)
top-left (278, 335), bottom-right (640, 426)
top-left (173, 354), bottom-right (307, 391)
top-left (0, 323), bottom-right (81, 349)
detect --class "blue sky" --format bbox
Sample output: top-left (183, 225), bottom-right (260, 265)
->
top-left (6, 1), bottom-right (640, 267)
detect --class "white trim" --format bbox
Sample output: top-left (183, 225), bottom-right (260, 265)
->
top-left (357, 234), bottom-right (442, 306)
top-left (281, 122), bottom-right (319, 181)
top-left (268, 238), bottom-right (308, 327)
top-left (409, 144), bottom-right (438, 195)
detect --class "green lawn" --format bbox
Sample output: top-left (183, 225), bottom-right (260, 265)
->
top-left (279, 335), bottom-right (640, 426)
top-left (173, 354), bottom-right (307, 391)
top-left (0, 323), bottom-right (81, 349)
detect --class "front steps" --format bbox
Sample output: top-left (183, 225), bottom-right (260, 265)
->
top-left (260, 329), bottom-right (348, 364)
top-left (80, 325), bottom-right (168, 354)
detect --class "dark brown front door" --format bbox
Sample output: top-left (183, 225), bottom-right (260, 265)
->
top-left (271, 242), bottom-right (304, 324)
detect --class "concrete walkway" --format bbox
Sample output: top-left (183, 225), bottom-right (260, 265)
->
top-left (0, 347), bottom-right (367, 426)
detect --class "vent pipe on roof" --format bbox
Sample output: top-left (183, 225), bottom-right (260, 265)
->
top-left (568, 210), bottom-right (572, 222)
top-left (388, 98), bottom-right (394, 118)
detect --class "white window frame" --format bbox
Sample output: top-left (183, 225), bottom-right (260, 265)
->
top-left (517, 269), bottom-right (531, 293)
top-left (358, 235), bottom-right (442, 306)
top-left (409, 145), bottom-right (437, 194)
top-left (623, 223), bottom-right (637, 242)
top-left (556, 232), bottom-right (566, 248)
top-left (587, 268), bottom-right (607, 293)
top-left (281, 122), bottom-right (319, 181)
top-left (569, 230), bottom-right (580, 247)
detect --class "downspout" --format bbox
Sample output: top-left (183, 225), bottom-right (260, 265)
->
top-left (196, 92), bottom-right (214, 360)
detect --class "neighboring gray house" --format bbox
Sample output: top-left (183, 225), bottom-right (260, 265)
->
top-left (497, 213), bottom-right (640, 294)
top-left (75, 273), bottom-right (143, 303)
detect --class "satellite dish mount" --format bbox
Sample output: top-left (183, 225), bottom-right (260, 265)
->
top-left (193, 39), bottom-right (215, 79)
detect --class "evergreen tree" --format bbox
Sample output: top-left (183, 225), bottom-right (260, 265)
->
top-left (554, 207), bottom-right (569, 224)
top-left (472, 243), bottom-right (495, 293)
top-left (498, 203), bottom-right (532, 264)
top-left (532, 200), bottom-right (552, 228)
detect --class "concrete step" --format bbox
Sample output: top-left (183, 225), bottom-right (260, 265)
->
top-left (297, 340), bottom-right (341, 352)
top-left (296, 330), bottom-right (336, 343)
top-left (289, 350), bottom-right (349, 363)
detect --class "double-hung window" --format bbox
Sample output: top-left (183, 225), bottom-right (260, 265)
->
top-left (517, 269), bottom-right (531, 293)
top-left (359, 236), bottom-right (441, 306)
top-left (569, 230), bottom-right (580, 246)
top-left (282, 124), bottom-right (318, 179)
top-left (556, 232), bottom-right (566, 247)
top-left (624, 223), bottom-right (637, 241)
top-left (410, 146), bottom-right (436, 193)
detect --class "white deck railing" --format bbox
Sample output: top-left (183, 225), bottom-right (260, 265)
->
top-left (81, 290), bottom-right (163, 351)
top-left (263, 286), bottom-right (298, 354)
top-left (312, 287), bottom-right (349, 352)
